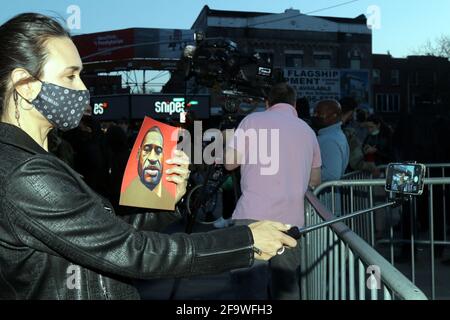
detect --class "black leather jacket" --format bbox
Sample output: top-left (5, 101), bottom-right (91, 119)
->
top-left (0, 123), bottom-right (254, 300)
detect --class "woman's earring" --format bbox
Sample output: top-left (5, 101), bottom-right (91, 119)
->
top-left (19, 92), bottom-right (34, 111)
top-left (13, 90), bottom-right (21, 128)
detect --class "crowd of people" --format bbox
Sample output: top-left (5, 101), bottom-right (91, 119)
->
top-left (0, 13), bottom-right (296, 300)
top-left (44, 78), bottom-right (450, 298)
top-left (2, 12), bottom-right (450, 301)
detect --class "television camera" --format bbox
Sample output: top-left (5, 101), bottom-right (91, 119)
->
top-left (179, 33), bottom-right (285, 232)
top-left (181, 32), bottom-right (283, 120)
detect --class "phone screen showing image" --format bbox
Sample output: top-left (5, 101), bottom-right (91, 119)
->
top-left (385, 163), bottom-right (425, 195)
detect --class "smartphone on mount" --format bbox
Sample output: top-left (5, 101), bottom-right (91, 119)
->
top-left (385, 162), bottom-right (426, 196)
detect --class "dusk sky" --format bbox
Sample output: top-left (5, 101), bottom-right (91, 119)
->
top-left (1, 0), bottom-right (449, 58)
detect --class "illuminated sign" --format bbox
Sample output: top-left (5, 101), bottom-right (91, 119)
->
top-left (154, 98), bottom-right (199, 115)
top-left (90, 94), bottom-right (210, 121)
top-left (133, 95), bottom-right (210, 120)
top-left (93, 102), bottom-right (109, 115)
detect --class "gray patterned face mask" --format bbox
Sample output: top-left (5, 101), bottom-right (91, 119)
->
top-left (18, 80), bottom-right (90, 131)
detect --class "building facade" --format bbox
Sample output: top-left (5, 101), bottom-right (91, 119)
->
top-left (373, 54), bottom-right (450, 123)
top-left (72, 6), bottom-right (374, 115)
top-left (192, 5), bottom-right (373, 110)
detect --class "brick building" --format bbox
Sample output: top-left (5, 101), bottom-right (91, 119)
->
top-left (191, 5), bottom-right (373, 109)
top-left (373, 54), bottom-right (450, 123)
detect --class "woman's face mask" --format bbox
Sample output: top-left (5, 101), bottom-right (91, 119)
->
top-left (366, 122), bottom-right (380, 136)
top-left (18, 79), bottom-right (90, 131)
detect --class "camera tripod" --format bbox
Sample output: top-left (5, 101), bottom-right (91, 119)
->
top-left (184, 162), bottom-right (240, 234)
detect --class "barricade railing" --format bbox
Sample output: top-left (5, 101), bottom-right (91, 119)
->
top-left (313, 169), bottom-right (450, 300)
top-left (300, 191), bottom-right (427, 300)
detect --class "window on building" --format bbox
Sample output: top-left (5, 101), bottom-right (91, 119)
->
top-left (376, 94), bottom-right (386, 112)
top-left (376, 93), bottom-right (400, 113)
top-left (285, 54), bottom-right (303, 68)
top-left (391, 70), bottom-right (400, 85)
top-left (393, 94), bottom-right (400, 112)
top-left (373, 69), bottom-right (381, 85)
top-left (314, 53), bottom-right (331, 68)
top-left (350, 58), bottom-right (361, 70)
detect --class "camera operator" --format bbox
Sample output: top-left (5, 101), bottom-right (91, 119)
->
top-left (224, 83), bottom-right (322, 300)
top-left (210, 114), bottom-right (245, 229)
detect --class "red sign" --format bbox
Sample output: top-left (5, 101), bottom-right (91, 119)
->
top-left (73, 29), bottom-right (135, 62)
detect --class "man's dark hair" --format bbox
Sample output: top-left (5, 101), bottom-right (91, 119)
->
top-left (295, 97), bottom-right (310, 119)
top-left (339, 96), bottom-right (358, 114)
top-left (267, 83), bottom-right (297, 107)
top-left (117, 117), bottom-right (128, 126)
top-left (366, 114), bottom-right (393, 135)
top-left (366, 114), bottom-right (382, 126)
top-left (355, 108), bottom-right (368, 123)
top-left (0, 13), bottom-right (70, 116)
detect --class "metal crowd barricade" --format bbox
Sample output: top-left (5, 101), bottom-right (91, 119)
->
top-left (300, 191), bottom-right (427, 300)
top-left (312, 164), bottom-right (450, 300)
top-left (314, 179), bottom-right (384, 246)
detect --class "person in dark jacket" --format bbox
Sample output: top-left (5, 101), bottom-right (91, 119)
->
top-left (363, 114), bottom-right (394, 166)
top-left (0, 13), bottom-right (296, 300)
top-left (363, 114), bottom-right (396, 238)
top-left (340, 97), bottom-right (380, 177)
top-left (104, 124), bottom-right (131, 213)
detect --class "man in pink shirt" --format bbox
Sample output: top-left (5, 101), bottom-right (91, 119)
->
top-left (225, 83), bottom-right (322, 300)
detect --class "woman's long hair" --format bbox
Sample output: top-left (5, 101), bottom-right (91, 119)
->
top-left (0, 13), bottom-right (70, 116)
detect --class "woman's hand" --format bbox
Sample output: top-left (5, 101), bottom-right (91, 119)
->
top-left (248, 221), bottom-right (297, 261)
top-left (165, 150), bottom-right (191, 204)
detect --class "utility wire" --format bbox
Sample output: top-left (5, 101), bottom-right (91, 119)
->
top-left (80, 1), bottom-right (362, 63)
top-left (305, 0), bottom-right (361, 15)
top-left (247, 0), bottom-right (361, 28)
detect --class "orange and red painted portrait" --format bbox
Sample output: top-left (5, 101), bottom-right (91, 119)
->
top-left (120, 117), bottom-right (178, 210)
